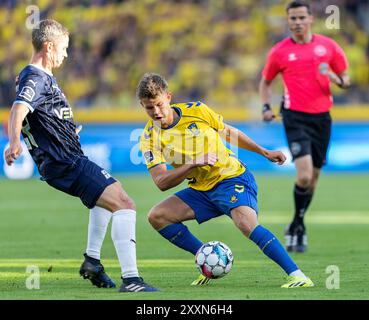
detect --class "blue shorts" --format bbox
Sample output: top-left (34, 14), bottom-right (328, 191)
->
top-left (175, 169), bottom-right (258, 224)
top-left (46, 157), bottom-right (116, 209)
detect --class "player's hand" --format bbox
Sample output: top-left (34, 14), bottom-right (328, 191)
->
top-left (264, 150), bottom-right (286, 165)
top-left (193, 153), bottom-right (218, 167)
top-left (262, 110), bottom-right (276, 122)
top-left (4, 141), bottom-right (23, 166)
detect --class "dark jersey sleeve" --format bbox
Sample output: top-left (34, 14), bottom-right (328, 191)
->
top-left (14, 71), bottom-right (46, 112)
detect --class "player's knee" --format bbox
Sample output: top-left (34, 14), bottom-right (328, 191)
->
top-left (297, 174), bottom-right (313, 188)
top-left (117, 194), bottom-right (135, 211)
top-left (234, 219), bottom-right (254, 237)
top-left (232, 213), bottom-right (256, 237)
top-left (108, 185), bottom-right (136, 212)
top-left (147, 206), bottom-right (167, 229)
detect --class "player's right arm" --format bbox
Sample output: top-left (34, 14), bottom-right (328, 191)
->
top-left (259, 46), bottom-right (281, 122)
top-left (5, 70), bottom-right (45, 165)
top-left (149, 154), bottom-right (217, 191)
top-left (5, 103), bottom-right (29, 166)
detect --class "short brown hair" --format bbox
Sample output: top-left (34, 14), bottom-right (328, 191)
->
top-left (136, 73), bottom-right (169, 99)
top-left (32, 19), bottom-right (69, 52)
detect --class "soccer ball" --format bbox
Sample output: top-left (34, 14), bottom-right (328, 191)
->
top-left (195, 241), bottom-right (234, 279)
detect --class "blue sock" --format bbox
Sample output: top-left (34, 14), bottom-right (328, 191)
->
top-left (249, 225), bottom-right (298, 275)
top-left (158, 223), bottom-right (203, 255)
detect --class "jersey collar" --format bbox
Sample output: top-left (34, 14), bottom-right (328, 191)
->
top-left (162, 106), bottom-right (182, 130)
top-left (29, 64), bottom-right (53, 76)
top-left (290, 34), bottom-right (315, 44)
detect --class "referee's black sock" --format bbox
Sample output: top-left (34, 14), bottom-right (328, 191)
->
top-left (291, 184), bottom-right (313, 230)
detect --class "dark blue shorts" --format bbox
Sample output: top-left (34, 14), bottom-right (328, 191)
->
top-left (46, 157), bottom-right (116, 209)
top-left (175, 169), bottom-right (258, 224)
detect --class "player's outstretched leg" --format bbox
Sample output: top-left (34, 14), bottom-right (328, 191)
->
top-left (80, 206), bottom-right (115, 288)
top-left (231, 206), bottom-right (314, 288)
top-left (148, 196), bottom-right (207, 286)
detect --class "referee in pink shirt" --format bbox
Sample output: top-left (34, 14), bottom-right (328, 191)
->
top-left (259, 1), bottom-right (350, 253)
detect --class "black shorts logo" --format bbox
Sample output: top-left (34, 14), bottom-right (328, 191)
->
top-left (290, 142), bottom-right (302, 156)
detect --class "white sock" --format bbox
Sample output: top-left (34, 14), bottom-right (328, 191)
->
top-left (85, 206), bottom-right (112, 260)
top-left (111, 209), bottom-right (139, 279)
top-left (289, 269), bottom-right (307, 278)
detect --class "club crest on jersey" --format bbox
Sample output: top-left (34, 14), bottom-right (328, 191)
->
top-left (187, 123), bottom-right (200, 136)
top-left (230, 194), bottom-right (238, 203)
top-left (54, 107), bottom-right (73, 120)
top-left (314, 45), bottom-right (327, 57)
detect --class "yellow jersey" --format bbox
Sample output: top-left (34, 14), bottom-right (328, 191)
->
top-left (139, 101), bottom-right (245, 191)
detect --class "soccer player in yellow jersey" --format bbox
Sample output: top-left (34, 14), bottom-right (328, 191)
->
top-left (138, 73), bottom-right (313, 288)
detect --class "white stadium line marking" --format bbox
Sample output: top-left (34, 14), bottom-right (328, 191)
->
top-left (210, 211), bottom-right (369, 224)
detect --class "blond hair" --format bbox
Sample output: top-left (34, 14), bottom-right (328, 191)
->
top-left (32, 19), bottom-right (69, 52)
top-left (136, 73), bottom-right (169, 99)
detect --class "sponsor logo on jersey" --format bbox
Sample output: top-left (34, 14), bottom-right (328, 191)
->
top-left (19, 86), bottom-right (36, 102)
top-left (53, 107), bottom-right (74, 120)
top-left (28, 79), bottom-right (37, 87)
top-left (288, 53), bottom-right (297, 61)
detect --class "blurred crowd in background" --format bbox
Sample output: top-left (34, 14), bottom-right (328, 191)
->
top-left (1, 0), bottom-right (368, 110)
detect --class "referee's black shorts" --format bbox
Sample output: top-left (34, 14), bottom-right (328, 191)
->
top-left (281, 108), bottom-right (332, 169)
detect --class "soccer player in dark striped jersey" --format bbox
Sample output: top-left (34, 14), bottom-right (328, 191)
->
top-left (5, 19), bottom-right (157, 293)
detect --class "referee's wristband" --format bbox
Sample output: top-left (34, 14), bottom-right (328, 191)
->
top-left (262, 103), bottom-right (272, 113)
top-left (337, 76), bottom-right (344, 88)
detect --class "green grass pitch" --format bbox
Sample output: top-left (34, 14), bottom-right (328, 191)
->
top-left (0, 173), bottom-right (368, 300)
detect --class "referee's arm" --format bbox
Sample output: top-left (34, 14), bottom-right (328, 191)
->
top-left (328, 70), bottom-right (351, 89)
top-left (259, 76), bottom-right (276, 122)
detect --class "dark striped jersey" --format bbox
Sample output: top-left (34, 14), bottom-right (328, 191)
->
top-left (13, 64), bottom-right (84, 180)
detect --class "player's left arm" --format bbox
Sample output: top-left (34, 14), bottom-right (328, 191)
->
top-left (219, 123), bottom-right (286, 165)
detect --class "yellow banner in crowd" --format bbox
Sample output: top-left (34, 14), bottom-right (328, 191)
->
top-left (1, 106), bottom-right (369, 123)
